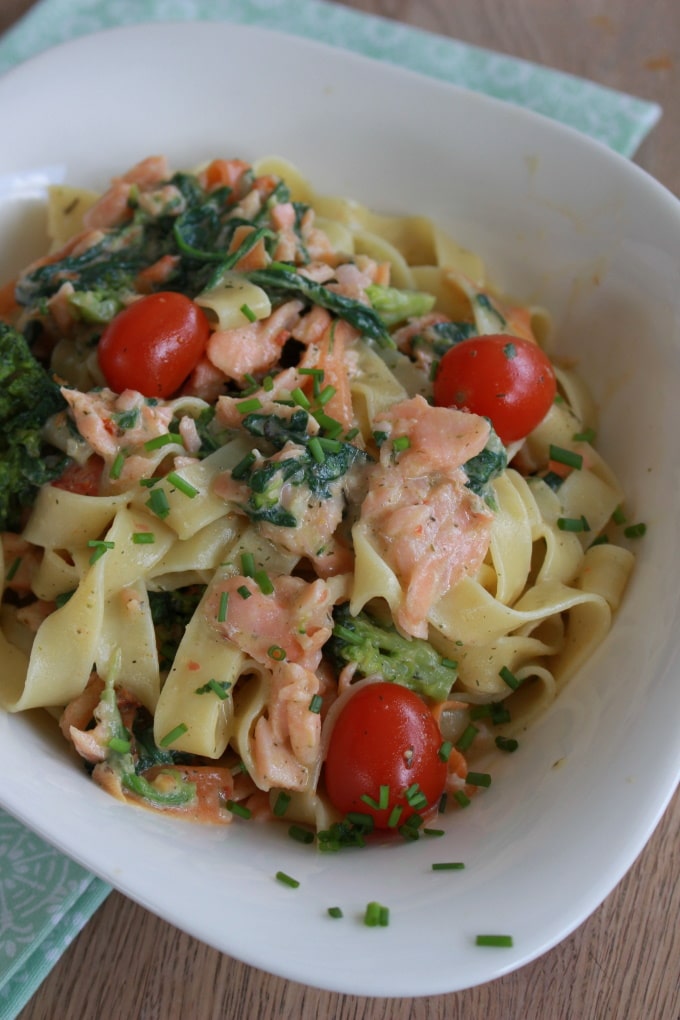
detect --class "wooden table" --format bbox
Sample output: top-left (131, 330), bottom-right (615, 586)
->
top-left (1, 1), bottom-right (678, 1017)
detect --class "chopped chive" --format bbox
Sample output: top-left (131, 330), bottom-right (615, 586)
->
top-left (275, 871), bottom-right (300, 889)
top-left (272, 791), bottom-right (291, 817)
top-left (308, 436), bottom-right (325, 463)
top-left (453, 790), bottom-right (471, 808)
top-left (237, 585), bottom-right (252, 600)
top-left (364, 901), bottom-right (388, 927)
top-left (217, 591), bottom-right (229, 623)
top-left (344, 427), bottom-right (360, 441)
top-left (288, 824), bottom-right (314, 845)
top-left (432, 861), bottom-right (465, 870)
top-left (392, 435), bottom-right (411, 453)
top-left (138, 476), bottom-right (160, 488)
top-left (573, 427), bottom-right (596, 443)
top-left (242, 372), bottom-right (258, 394)
top-left (470, 702), bottom-right (512, 725)
top-left (423, 828), bottom-right (445, 837)
top-left (195, 678), bottom-right (231, 699)
top-left (612, 504), bottom-right (627, 525)
top-left (55, 589), bottom-right (75, 608)
top-left (231, 450), bottom-right (257, 480)
top-left (166, 471), bottom-right (199, 498)
top-left (624, 522), bottom-right (647, 539)
top-left (317, 384), bottom-right (336, 406)
top-left (361, 785), bottom-right (390, 811)
top-left (499, 665), bottom-right (521, 691)
top-left (327, 906), bottom-right (343, 919)
top-left (108, 736), bottom-right (131, 754)
top-left (225, 799), bottom-right (252, 819)
top-left (268, 644), bottom-right (287, 661)
top-left (549, 444), bottom-right (583, 470)
top-left (438, 792), bottom-right (449, 814)
top-left (372, 430), bottom-right (388, 447)
top-left (87, 539), bottom-right (115, 564)
top-left (404, 783), bottom-right (428, 810)
top-left (440, 657), bottom-right (458, 670)
top-left (387, 804), bottom-right (403, 828)
top-left (262, 375), bottom-right (274, 392)
top-left (313, 410), bottom-right (343, 438)
top-left (345, 812), bottom-right (374, 832)
top-left (475, 934), bottom-right (514, 948)
top-left (144, 432), bottom-right (182, 451)
top-left (308, 694), bottom-right (323, 714)
top-left (495, 735), bottom-right (519, 753)
top-left (251, 569), bottom-right (273, 595)
top-left (291, 386), bottom-right (311, 410)
top-left (455, 723), bottom-right (479, 752)
top-left (317, 436), bottom-right (342, 453)
top-left (159, 722), bottom-right (188, 747)
top-left (299, 367), bottom-right (325, 381)
top-left (5, 557), bottom-right (21, 582)
top-left (589, 533), bottom-right (610, 547)
top-left (438, 740), bottom-right (453, 762)
top-left (240, 302), bottom-right (257, 322)
top-left (557, 515), bottom-right (590, 533)
top-left (109, 451), bottom-right (126, 480)
top-left (399, 821), bottom-right (421, 842)
top-left (237, 397), bottom-right (263, 414)
top-left (145, 487), bottom-right (170, 519)
top-left (466, 771), bottom-right (492, 788)
top-left (131, 531), bottom-right (155, 544)
top-left (240, 551), bottom-right (255, 577)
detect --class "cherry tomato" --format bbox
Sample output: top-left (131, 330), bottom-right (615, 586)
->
top-left (432, 334), bottom-right (556, 444)
top-left (324, 682), bottom-right (447, 829)
top-left (97, 292), bottom-right (210, 398)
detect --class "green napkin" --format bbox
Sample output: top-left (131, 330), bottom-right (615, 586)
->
top-left (0, 2), bottom-right (662, 1017)
top-left (0, 0), bottom-right (661, 155)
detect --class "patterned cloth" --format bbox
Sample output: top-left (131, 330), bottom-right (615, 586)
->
top-left (0, 2), bottom-right (661, 1017)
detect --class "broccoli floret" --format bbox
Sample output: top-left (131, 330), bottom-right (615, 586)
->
top-left (327, 603), bottom-right (458, 702)
top-left (365, 283), bottom-right (436, 326)
top-left (0, 322), bottom-right (67, 530)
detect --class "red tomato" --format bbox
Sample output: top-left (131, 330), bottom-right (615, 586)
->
top-left (433, 334), bottom-right (556, 444)
top-left (52, 456), bottom-right (104, 495)
top-left (324, 682), bottom-right (447, 829)
top-left (97, 292), bottom-right (210, 398)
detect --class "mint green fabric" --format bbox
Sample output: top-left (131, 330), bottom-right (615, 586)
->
top-left (0, 2), bottom-right (662, 1017)
top-left (0, 0), bottom-right (661, 155)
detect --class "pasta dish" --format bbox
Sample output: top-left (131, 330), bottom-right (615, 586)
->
top-left (0, 155), bottom-right (635, 843)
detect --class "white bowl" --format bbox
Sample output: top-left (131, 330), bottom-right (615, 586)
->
top-left (0, 22), bottom-right (678, 997)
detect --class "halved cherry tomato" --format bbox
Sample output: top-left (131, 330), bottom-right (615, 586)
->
top-left (433, 334), bottom-right (556, 444)
top-left (97, 292), bottom-right (210, 398)
top-left (324, 682), bottom-right (447, 829)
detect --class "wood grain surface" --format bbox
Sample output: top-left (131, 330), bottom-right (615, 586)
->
top-left (1, 2), bottom-right (678, 1018)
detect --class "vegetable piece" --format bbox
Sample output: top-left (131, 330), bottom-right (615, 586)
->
top-left (365, 283), bottom-right (435, 326)
top-left (433, 334), bottom-right (556, 444)
top-left (246, 264), bottom-right (395, 348)
top-left (234, 410), bottom-right (368, 528)
top-left (97, 291), bottom-right (210, 398)
top-left (0, 322), bottom-right (67, 529)
top-left (328, 604), bottom-right (458, 702)
top-left (324, 681), bottom-right (448, 830)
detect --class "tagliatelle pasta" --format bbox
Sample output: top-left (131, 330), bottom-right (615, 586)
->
top-left (0, 155), bottom-right (636, 839)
